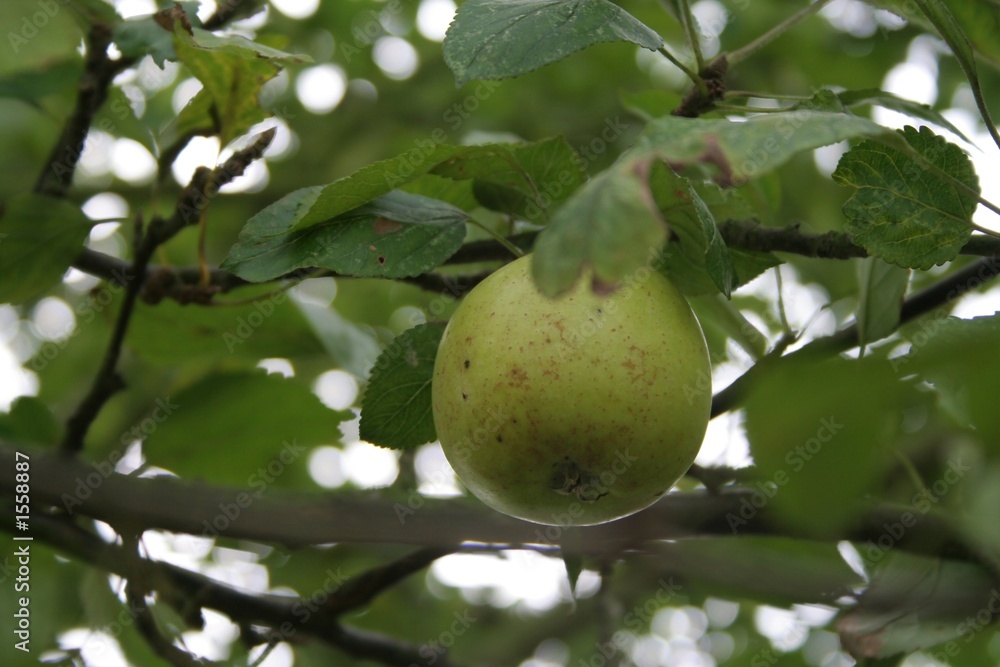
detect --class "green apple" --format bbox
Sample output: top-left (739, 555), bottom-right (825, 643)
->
top-left (431, 254), bottom-right (712, 526)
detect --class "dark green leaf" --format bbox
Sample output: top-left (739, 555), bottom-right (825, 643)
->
top-left (531, 159), bottom-right (666, 297)
top-left (856, 258), bottom-right (910, 349)
top-left (143, 371), bottom-right (351, 487)
top-left (222, 189), bottom-right (469, 282)
top-left (743, 356), bottom-right (900, 537)
top-left (360, 322), bottom-right (446, 450)
top-left (443, 0), bottom-right (663, 86)
top-left (0, 194), bottom-right (92, 305)
top-left (635, 111), bottom-right (891, 187)
top-left (832, 126), bottom-right (978, 269)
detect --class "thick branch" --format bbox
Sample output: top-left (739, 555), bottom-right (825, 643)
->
top-left (0, 444), bottom-right (974, 563)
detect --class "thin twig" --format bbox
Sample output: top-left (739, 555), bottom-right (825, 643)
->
top-left (60, 129), bottom-right (276, 454)
top-left (322, 547), bottom-right (455, 615)
top-left (676, 0), bottom-right (706, 73)
top-left (33, 25), bottom-right (134, 197)
top-left (710, 255), bottom-right (1000, 418)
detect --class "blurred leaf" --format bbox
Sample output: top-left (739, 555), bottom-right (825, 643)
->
top-left (635, 111), bottom-right (891, 186)
top-left (293, 298), bottom-right (383, 380)
top-left (143, 371), bottom-right (350, 487)
top-left (833, 126), bottom-right (978, 269)
top-left (0, 194), bottom-right (92, 305)
top-left (360, 322), bottom-right (445, 450)
top-left (432, 137), bottom-right (586, 222)
top-left (621, 89), bottom-right (684, 121)
top-left (0, 396), bottom-right (60, 445)
top-left (127, 286), bottom-right (325, 365)
top-left (531, 158), bottom-right (665, 297)
top-left (223, 189), bottom-right (469, 282)
top-left (743, 356), bottom-right (900, 537)
top-left (839, 552), bottom-right (998, 659)
top-left (902, 313), bottom-right (1000, 442)
top-left (67, 0), bottom-right (122, 26)
top-left (856, 258), bottom-right (910, 349)
top-left (0, 60), bottom-right (82, 110)
top-left (443, 0), bottom-right (663, 86)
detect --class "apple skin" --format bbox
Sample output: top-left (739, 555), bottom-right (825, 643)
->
top-left (431, 254), bottom-right (711, 526)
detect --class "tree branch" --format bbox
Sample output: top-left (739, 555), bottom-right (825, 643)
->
top-left (5, 510), bottom-right (459, 667)
top-left (34, 24), bottom-right (134, 197)
top-left (60, 129), bottom-right (277, 454)
top-left (710, 255), bottom-right (1000, 417)
top-left (0, 443), bottom-right (975, 564)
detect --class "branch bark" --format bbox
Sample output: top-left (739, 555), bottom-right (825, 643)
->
top-left (0, 443), bottom-right (975, 564)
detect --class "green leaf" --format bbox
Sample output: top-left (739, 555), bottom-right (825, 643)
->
top-left (832, 126), bottom-right (978, 269)
top-left (0, 194), bottom-right (92, 305)
top-left (222, 190), bottom-right (469, 282)
top-left (839, 552), bottom-right (997, 659)
top-left (0, 60), bottom-right (82, 110)
top-left (359, 322), bottom-right (446, 450)
top-left (856, 258), bottom-right (910, 349)
top-left (833, 88), bottom-right (970, 142)
top-left (743, 356), bottom-right (900, 537)
top-left (654, 171), bottom-right (737, 298)
top-left (0, 397), bottom-right (60, 445)
top-left (143, 371), bottom-right (351, 487)
top-left (531, 159), bottom-right (666, 297)
top-left (635, 111), bottom-right (891, 187)
top-left (690, 295), bottom-right (768, 361)
top-left (443, 0), bottom-right (663, 87)
top-left (172, 26), bottom-right (285, 145)
top-left (292, 145), bottom-right (462, 232)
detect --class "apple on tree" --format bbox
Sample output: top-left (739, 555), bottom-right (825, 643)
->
top-left (432, 254), bottom-right (712, 526)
